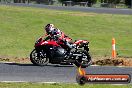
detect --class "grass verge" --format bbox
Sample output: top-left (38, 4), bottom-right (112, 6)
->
top-left (0, 83), bottom-right (132, 88)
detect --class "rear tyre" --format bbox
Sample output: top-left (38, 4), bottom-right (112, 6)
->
top-left (74, 50), bottom-right (91, 68)
top-left (30, 49), bottom-right (49, 66)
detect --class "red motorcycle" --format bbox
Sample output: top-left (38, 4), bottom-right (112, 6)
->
top-left (30, 35), bottom-right (91, 67)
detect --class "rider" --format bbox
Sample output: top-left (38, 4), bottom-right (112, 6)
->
top-left (44, 24), bottom-right (75, 51)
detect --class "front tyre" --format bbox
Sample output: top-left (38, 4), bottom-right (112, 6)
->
top-left (76, 76), bottom-right (86, 85)
top-left (74, 50), bottom-right (92, 68)
top-left (30, 49), bottom-right (49, 66)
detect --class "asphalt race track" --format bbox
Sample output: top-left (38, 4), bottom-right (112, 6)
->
top-left (0, 3), bottom-right (132, 15)
top-left (0, 63), bottom-right (132, 83)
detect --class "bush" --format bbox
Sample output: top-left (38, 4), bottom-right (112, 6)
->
top-left (125, 0), bottom-right (132, 8)
top-left (110, 0), bottom-right (121, 4)
top-left (101, 0), bottom-right (121, 4)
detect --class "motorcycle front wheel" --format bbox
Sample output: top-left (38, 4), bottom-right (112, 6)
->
top-left (74, 50), bottom-right (92, 68)
top-left (30, 49), bottom-right (49, 66)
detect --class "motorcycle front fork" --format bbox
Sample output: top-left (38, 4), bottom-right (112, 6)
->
top-left (36, 50), bottom-right (45, 58)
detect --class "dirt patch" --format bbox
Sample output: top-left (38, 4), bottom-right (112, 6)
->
top-left (92, 57), bottom-right (132, 66)
top-left (0, 56), bottom-right (30, 63)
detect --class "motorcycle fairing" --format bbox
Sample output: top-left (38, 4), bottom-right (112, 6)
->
top-left (74, 40), bottom-right (89, 51)
top-left (74, 40), bottom-right (88, 45)
top-left (36, 44), bottom-right (66, 64)
top-left (39, 40), bottom-right (59, 46)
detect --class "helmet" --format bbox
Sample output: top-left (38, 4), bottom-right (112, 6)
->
top-left (45, 24), bottom-right (54, 34)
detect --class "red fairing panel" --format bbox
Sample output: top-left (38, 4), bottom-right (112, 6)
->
top-left (74, 40), bottom-right (88, 45)
top-left (74, 40), bottom-right (83, 45)
top-left (40, 40), bottom-right (59, 46)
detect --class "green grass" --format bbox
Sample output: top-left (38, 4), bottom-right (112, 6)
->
top-left (0, 5), bottom-right (132, 58)
top-left (0, 83), bottom-right (131, 88)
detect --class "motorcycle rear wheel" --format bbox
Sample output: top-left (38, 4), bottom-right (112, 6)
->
top-left (30, 49), bottom-right (49, 66)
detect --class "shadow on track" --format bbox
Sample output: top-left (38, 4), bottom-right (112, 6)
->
top-left (3, 63), bottom-right (74, 67)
